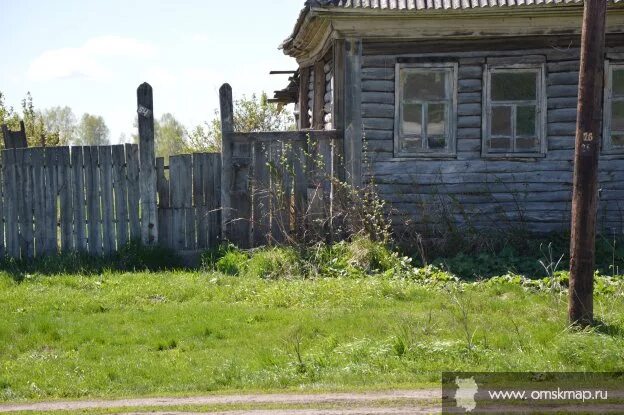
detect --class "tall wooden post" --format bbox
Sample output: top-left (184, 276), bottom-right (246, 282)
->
top-left (569, 0), bottom-right (607, 327)
top-left (220, 84), bottom-right (234, 243)
top-left (137, 83), bottom-right (158, 246)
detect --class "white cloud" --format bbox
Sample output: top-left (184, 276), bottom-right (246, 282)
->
top-left (28, 36), bottom-right (157, 82)
top-left (143, 67), bottom-right (177, 87)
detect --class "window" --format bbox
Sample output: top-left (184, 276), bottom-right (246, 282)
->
top-left (395, 63), bottom-right (457, 157)
top-left (483, 64), bottom-right (546, 157)
top-left (604, 62), bottom-right (624, 153)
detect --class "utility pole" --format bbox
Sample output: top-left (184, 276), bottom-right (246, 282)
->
top-left (569, 0), bottom-right (607, 327)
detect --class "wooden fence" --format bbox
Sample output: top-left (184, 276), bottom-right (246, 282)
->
top-left (220, 84), bottom-right (343, 248)
top-left (0, 144), bottom-right (141, 259)
top-left (157, 153), bottom-right (221, 251)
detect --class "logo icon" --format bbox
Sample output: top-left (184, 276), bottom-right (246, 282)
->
top-left (455, 376), bottom-right (478, 412)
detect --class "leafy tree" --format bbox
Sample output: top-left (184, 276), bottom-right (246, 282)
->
top-left (21, 93), bottom-right (48, 147)
top-left (155, 113), bottom-right (189, 158)
top-left (43, 106), bottom-right (77, 146)
top-left (188, 92), bottom-right (295, 153)
top-left (75, 114), bottom-right (110, 146)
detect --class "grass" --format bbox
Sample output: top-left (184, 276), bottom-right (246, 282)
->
top-left (0, 239), bottom-right (623, 403)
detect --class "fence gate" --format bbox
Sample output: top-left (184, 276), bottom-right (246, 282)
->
top-left (156, 153), bottom-right (221, 252)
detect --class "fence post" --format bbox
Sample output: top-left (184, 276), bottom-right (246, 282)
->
top-left (220, 84), bottom-right (234, 243)
top-left (137, 83), bottom-right (158, 246)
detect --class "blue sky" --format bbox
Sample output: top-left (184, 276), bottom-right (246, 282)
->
top-left (0, 0), bottom-right (303, 142)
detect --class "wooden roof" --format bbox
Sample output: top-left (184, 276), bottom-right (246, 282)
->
top-left (307, 0), bottom-right (608, 11)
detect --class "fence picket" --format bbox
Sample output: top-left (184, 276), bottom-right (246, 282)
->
top-left (193, 154), bottom-right (206, 249)
top-left (125, 144), bottom-right (141, 242)
top-left (181, 155), bottom-right (194, 249)
top-left (30, 148), bottom-right (46, 256)
top-left (156, 157), bottom-right (171, 249)
top-left (44, 148), bottom-right (58, 255)
top-left (253, 141), bottom-right (270, 246)
top-left (0, 152), bottom-right (4, 257)
top-left (292, 141), bottom-right (308, 239)
top-left (15, 149), bottom-right (34, 258)
top-left (169, 155), bottom-right (185, 250)
top-left (112, 145), bottom-right (129, 249)
top-left (58, 147), bottom-right (72, 252)
top-left (71, 147), bottom-right (87, 251)
top-left (207, 153), bottom-right (221, 248)
top-left (99, 146), bottom-right (115, 255)
top-left (85, 146), bottom-right (101, 255)
top-left (3, 150), bottom-right (18, 258)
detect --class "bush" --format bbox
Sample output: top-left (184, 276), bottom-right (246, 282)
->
top-left (215, 249), bottom-right (249, 276)
top-left (245, 248), bottom-right (300, 279)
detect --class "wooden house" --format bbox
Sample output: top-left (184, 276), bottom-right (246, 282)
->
top-left (272, 0), bottom-right (624, 234)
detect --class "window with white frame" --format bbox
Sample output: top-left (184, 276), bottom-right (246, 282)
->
top-left (395, 63), bottom-right (457, 157)
top-left (604, 62), bottom-right (624, 153)
top-left (483, 65), bottom-right (546, 156)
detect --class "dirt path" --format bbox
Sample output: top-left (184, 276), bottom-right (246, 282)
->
top-left (0, 390), bottom-right (441, 414)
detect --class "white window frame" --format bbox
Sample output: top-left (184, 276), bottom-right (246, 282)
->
top-left (394, 62), bottom-right (458, 158)
top-left (482, 63), bottom-right (547, 158)
top-left (603, 61), bottom-right (624, 155)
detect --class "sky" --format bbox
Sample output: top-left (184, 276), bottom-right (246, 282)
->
top-left (0, 0), bottom-right (303, 142)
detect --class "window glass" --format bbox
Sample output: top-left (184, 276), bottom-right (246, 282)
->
top-left (613, 69), bottom-right (624, 96)
top-left (491, 72), bottom-right (537, 101)
top-left (427, 104), bottom-right (447, 136)
top-left (517, 106), bottom-right (536, 136)
top-left (404, 71), bottom-right (447, 100)
top-left (402, 103), bottom-right (423, 135)
top-left (491, 107), bottom-right (512, 136)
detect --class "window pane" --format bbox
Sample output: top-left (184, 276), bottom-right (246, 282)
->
top-left (404, 71), bottom-right (447, 100)
top-left (402, 103), bottom-right (422, 135)
top-left (428, 103), bottom-right (447, 136)
top-left (613, 69), bottom-right (624, 96)
top-left (612, 134), bottom-right (624, 147)
top-left (401, 137), bottom-right (423, 153)
top-left (491, 106), bottom-right (512, 136)
top-left (491, 72), bottom-right (537, 101)
top-left (517, 106), bottom-right (536, 136)
top-left (612, 101), bottom-right (624, 131)
top-left (490, 137), bottom-right (512, 152)
top-left (428, 137), bottom-right (446, 150)
top-left (516, 137), bottom-right (539, 152)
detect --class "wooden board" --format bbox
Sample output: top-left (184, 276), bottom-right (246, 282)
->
top-left (0, 152), bottom-right (4, 257)
top-left (125, 144), bottom-right (141, 242)
top-left (253, 141), bottom-right (270, 246)
top-left (193, 154), bottom-right (207, 249)
top-left (99, 146), bottom-right (115, 255)
top-left (156, 157), bottom-right (171, 249)
top-left (85, 146), bottom-right (101, 255)
top-left (58, 147), bottom-right (72, 252)
top-left (30, 148), bottom-right (46, 256)
top-left (15, 149), bottom-right (34, 258)
top-left (44, 148), bottom-right (58, 255)
top-left (206, 153), bottom-right (221, 248)
top-left (71, 147), bottom-right (87, 252)
top-left (2, 150), bottom-right (18, 258)
top-left (112, 145), bottom-right (129, 249)
top-left (169, 155), bottom-right (186, 250)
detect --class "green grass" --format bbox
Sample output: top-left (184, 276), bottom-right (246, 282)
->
top-left (0, 240), bottom-right (624, 403)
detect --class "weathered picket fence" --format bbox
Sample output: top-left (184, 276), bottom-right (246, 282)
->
top-left (220, 84), bottom-right (343, 248)
top-left (0, 83), bottom-right (343, 260)
top-left (156, 153), bottom-right (221, 251)
top-left (0, 145), bottom-right (141, 258)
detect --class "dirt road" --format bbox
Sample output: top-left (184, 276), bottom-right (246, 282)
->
top-left (0, 390), bottom-right (441, 414)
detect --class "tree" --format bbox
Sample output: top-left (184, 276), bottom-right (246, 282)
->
top-left (155, 113), bottom-right (189, 158)
top-left (75, 114), bottom-right (110, 146)
top-left (43, 106), bottom-right (77, 146)
top-left (21, 92), bottom-right (48, 147)
top-left (188, 92), bottom-right (295, 153)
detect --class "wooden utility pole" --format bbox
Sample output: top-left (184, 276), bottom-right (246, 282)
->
top-left (569, 0), bottom-right (607, 327)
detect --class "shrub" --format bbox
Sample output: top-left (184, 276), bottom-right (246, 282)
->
top-left (245, 248), bottom-right (300, 279)
top-left (215, 249), bottom-right (249, 276)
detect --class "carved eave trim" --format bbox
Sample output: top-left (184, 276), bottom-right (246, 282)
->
top-left (282, 4), bottom-right (624, 65)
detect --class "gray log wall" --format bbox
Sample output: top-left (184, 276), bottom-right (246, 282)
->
top-left (357, 40), bottom-right (624, 234)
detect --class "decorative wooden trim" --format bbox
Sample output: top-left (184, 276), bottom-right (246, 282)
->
top-left (313, 60), bottom-right (326, 130)
top-left (603, 60), bottom-right (624, 155)
top-left (481, 63), bottom-right (548, 158)
top-left (394, 62), bottom-right (458, 159)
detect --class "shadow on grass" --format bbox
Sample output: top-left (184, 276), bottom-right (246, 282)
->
top-left (0, 241), bottom-right (188, 282)
top-left (593, 320), bottom-right (624, 338)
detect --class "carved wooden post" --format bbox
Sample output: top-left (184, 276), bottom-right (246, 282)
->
top-left (137, 83), bottom-right (158, 246)
top-left (569, 0), bottom-right (607, 327)
top-left (220, 84), bottom-right (234, 243)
